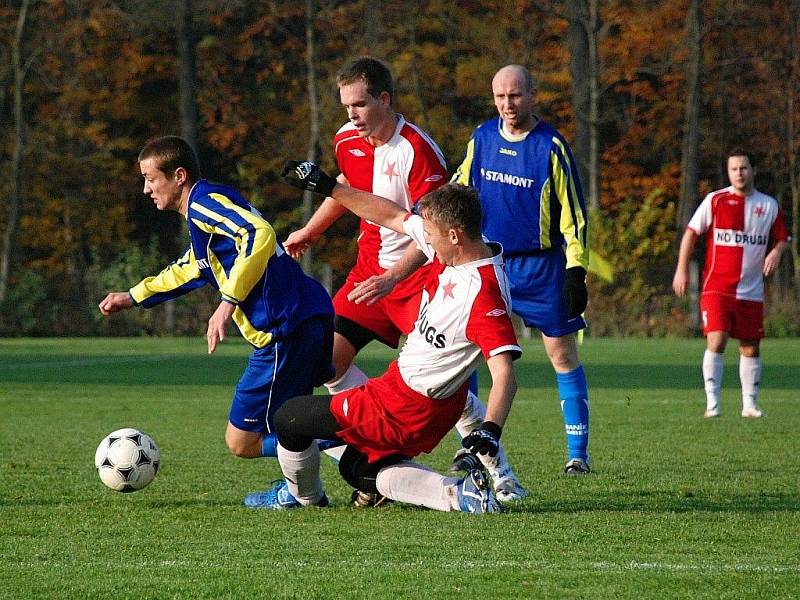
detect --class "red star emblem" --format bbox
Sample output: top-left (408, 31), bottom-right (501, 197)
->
top-left (441, 280), bottom-right (456, 299)
top-left (753, 204), bottom-right (766, 217)
top-left (384, 161), bottom-right (398, 183)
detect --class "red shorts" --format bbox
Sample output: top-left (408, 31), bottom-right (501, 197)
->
top-left (700, 293), bottom-right (764, 340)
top-left (329, 361), bottom-right (468, 463)
top-left (333, 261), bottom-right (435, 348)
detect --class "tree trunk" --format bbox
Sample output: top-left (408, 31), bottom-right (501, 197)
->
top-left (788, 0), bottom-right (800, 296)
top-left (408, 17), bottom-right (431, 133)
top-left (0, 0), bottom-right (30, 305)
top-left (567, 0), bottom-right (599, 209)
top-left (302, 0), bottom-right (321, 274)
top-left (677, 0), bottom-right (702, 231)
top-left (177, 0), bottom-right (199, 151)
top-left (170, 0), bottom-right (199, 331)
top-left (364, 0), bottom-right (384, 50)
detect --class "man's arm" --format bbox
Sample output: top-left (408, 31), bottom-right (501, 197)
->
top-left (460, 352), bottom-right (517, 457)
top-left (672, 228), bottom-right (698, 297)
top-left (347, 245), bottom-right (429, 305)
top-left (482, 352), bottom-right (517, 428)
top-left (282, 161), bottom-right (408, 233)
top-left (284, 174), bottom-right (350, 259)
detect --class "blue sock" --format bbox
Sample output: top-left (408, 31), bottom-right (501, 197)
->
top-left (556, 366), bottom-right (590, 462)
top-left (316, 439), bottom-right (344, 452)
top-left (468, 370), bottom-right (479, 397)
top-left (260, 432), bottom-right (278, 457)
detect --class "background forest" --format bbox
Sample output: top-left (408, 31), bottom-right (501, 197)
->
top-left (1, 0), bottom-right (798, 338)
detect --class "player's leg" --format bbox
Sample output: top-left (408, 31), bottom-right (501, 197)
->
top-left (701, 293), bottom-right (732, 418)
top-left (375, 461), bottom-right (500, 513)
top-left (227, 316), bottom-right (334, 460)
top-left (451, 382), bottom-right (527, 501)
top-left (505, 251), bottom-right (590, 474)
top-left (541, 332), bottom-right (590, 473)
top-left (243, 394), bottom-right (341, 509)
top-left (325, 275), bottom-right (402, 392)
top-left (324, 284), bottom-right (403, 461)
top-left (738, 340), bottom-right (762, 417)
top-left (730, 299), bottom-right (765, 418)
top-left (703, 332), bottom-right (728, 417)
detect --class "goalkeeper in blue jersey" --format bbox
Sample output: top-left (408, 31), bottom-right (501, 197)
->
top-left (98, 136), bottom-right (334, 493)
top-left (452, 65), bottom-right (591, 474)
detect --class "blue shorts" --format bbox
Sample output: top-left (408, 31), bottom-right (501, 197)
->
top-left (504, 249), bottom-right (586, 338)
top-left (229, 316), bottom-right (334, 434)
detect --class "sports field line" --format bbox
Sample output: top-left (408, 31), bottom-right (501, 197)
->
top-left (10, 558), bottom-right (800, 574)
top-left (0, 356), bottom-right (167, 370)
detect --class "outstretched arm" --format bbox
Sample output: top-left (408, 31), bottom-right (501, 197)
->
top-left (282, 161), bottom-right (408, 233)
top-left (284, 174), bottom-right (350, 259)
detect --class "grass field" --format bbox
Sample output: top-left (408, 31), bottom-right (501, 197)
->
top-left (1, 336), bottom-right (798, 599)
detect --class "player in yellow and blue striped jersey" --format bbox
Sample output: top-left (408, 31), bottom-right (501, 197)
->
top-left (99, 136), bottom-right (334, 496)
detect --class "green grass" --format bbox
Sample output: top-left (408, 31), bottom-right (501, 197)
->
top-left (1, 337), bottom-right (799, 599)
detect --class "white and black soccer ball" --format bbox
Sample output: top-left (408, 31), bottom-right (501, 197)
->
top-left (95, 428), bottom-right (160, 492)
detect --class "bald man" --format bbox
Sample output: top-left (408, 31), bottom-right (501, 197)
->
top-left (453, 64), bottom-right (592, 474)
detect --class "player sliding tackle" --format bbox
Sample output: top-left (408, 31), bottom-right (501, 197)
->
top-left (242, 161), bottom-right (522, 513)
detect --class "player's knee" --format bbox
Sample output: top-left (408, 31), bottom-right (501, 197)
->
top-left (739, 341), bottom-right (760, 358)
top-left (549, 348), bottom-right (578, 371)
top-left (225, 431), bottom-right (256, 458)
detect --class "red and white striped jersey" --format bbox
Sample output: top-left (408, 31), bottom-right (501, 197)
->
top-left (334, 115), bottom-right (447, 272)
top-left (688, 187), bottom-right (790, 301)
top-left (396, 215), bottom-right (521, 399)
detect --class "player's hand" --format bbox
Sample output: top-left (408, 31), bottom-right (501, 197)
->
top-left (347, 272), bottom-right (398, 305)
top-left (284, 228), bottom-right (318, 259)
top-left (763, 250), bottom-right (780, 277)
top-left (461, 422), bottom-right (502, 457)
top-left (207, 300), bottom-right (236, 355)
top-left (281, 160), bottom-right (337, 197)
top-left (672, 270), bottom-right (688, 297)
top-left (563, 266), bottom-right (588, 318)
top-left (98, 292), bottom-right (134, 315)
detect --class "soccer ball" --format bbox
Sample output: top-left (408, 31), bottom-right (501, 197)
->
top-left (95, 428), bottom-right (160, 492)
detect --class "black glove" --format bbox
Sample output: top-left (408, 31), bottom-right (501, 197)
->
top-left (281, 160), bottom-right (337, 197)
top-left (461, 421), bottom-right (502, 457)
top-left (563, 266), bottom-right (588, 318)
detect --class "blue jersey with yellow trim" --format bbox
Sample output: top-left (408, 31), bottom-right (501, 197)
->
top-left (129, 180), bottom-right (332, 348)
top-left (453, 118), bottom-right (588, 270)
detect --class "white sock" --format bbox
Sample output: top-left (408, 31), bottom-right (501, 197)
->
top-left (455, 391), bottom-right (516, 482)
top-left (276, 442), bottom-right (324, 505)
top-left (739, 355), bottom-right (761, 410)
top-left (324, 364), bottom-right (369, 394)
top-left (376, 462), bottom-right (461, 512)
top-left (322, 445), bottom-right (346, 462)
top-left (702, 350), bottom-right (723, 410)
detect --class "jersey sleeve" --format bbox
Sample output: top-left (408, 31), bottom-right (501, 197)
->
top-left (451, 137), bottom-right (476, 186)
top-left (687, 193), bottom-right (713, 235)
top-left (770, 208), bottom-right (791, 242)
top-left (190, 193), bottom-right (277, 304)
top-left (464, 267), bottom-right (521, 360)
top-left (401, 214), bottom-right (435, 262)
top-left (406, 135), bottom-right (448, 202)
top-left (550, 137), bottom-right (589, 270)
top-left (129, 247), bottom-right (206, 308)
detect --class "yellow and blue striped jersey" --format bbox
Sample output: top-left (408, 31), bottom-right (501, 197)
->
top-left (453, 118), bottom-right (588, 270)
top-left (129, 180), bottom-right (332, 348)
